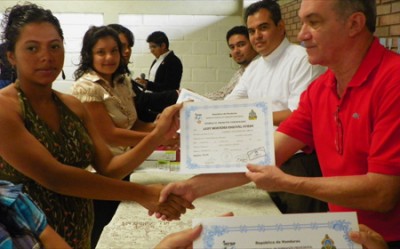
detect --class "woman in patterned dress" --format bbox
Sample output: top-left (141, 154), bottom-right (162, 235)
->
top-left (0, 3), bottom-right (191, 248)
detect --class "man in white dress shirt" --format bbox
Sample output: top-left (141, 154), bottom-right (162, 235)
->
top-left (226, 0), bottom-right (327, 213)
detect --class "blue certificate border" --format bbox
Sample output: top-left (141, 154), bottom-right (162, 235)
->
top-left (182, 101), bottom-right (273, 170)
top-left (201, 219), bottom-right (355, 249)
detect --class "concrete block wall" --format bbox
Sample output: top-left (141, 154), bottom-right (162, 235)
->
top-left (119, 14), bottom-right (242, 94)
top-left (53, 13), bottom-right (104, 93)
top-left (281, 0), bottom-right (400, 53)
top-left (0, 1), bottom-right (245, 94)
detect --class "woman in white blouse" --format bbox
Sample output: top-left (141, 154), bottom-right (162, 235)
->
top-left (71, 25), bottom-right (178, 248)
top-left (74, 26), bottom-right (155, 155)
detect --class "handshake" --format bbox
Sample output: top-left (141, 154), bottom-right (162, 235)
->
top-left (145, 181), bottom-right (196, 221)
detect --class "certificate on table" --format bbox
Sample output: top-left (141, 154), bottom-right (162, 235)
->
top-left (180, 99), bottom-right (275, 174)
top-left (193, 212), bottom-right (361, 249)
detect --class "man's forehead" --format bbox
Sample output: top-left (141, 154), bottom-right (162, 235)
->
top-left (228, 34), bottom-right (248, 43)
top-left (299, 0), bottom-right (335, 17)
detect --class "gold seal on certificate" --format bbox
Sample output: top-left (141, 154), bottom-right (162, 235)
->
top-left (179, 99), bottom-right (275, 174)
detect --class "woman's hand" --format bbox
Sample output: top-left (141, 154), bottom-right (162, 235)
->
top-left (154, 225), bottom-right (202, 249)
top-left (154, 212), bottom-right (233, 248)
top-left (161, 133), bottom-right (180, 149)
top-left (152, 103), bottom-right (182, 143)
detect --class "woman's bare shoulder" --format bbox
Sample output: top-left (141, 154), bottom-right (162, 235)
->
top-left (54, 91), bottom-right (87, 119)
top-left (0, 86), bottom-right (21, 119)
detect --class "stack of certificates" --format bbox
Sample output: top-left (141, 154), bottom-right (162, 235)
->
top-left (136, 150), bottom-right (180, 173)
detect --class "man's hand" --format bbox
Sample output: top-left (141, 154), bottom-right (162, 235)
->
top-left (142, 184), bottom-right (194, 220)
top-left (349, 224), bottom-right (388, 249)
top-left (159, 180), bottom-right (197, 203)
top-left (245, 164), bottom-right (288, 192)
top-left (135, 78), bottom-right (148, 89)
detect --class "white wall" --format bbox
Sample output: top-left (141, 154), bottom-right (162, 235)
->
top-left (53, 13), bottom-right (104, 94)
top-left (120, 14), bottom-right (242, 94)
top-left (0, 1), bottom-right (246, 94)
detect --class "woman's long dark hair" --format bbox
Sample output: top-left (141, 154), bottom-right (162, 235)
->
top-left (1, 2), bottom-right (64, 53)
top-left (74, 26), bottom-right (128, 81)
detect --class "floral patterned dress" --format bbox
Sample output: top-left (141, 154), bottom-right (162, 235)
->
top-left (0, 87), bottom-right (96, 249)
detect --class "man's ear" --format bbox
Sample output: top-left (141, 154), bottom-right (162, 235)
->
top-left (347, 12), bottom-right (366, 37)
top-left (277, 20), bottom-right (286, 36)
top-left (161, 43), bottom-right (167, 51)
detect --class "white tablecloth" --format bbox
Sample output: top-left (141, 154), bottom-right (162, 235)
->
top-left (96, 172), bottom-right (281, 248)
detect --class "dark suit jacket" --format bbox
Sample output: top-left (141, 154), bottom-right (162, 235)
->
top-left (146, 51), bottom-right (182, 92)
top-left (132, 80), bottom-right (178, 122)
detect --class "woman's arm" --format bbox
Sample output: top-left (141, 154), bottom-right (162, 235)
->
top-left (0, 95), bottom-right (190, 218)
top-left (83, 101), bottom-right (149, 147)
top-left (83, 101), bottom-right (177, 163)
top-left (133, 119), bottom-right (156, 132)
top-left (80, 97), bottom-right (180, 178)
top-left (40, 225), bottom-right (72, 249)
top-left (159, 173), bottom-right (250, 206)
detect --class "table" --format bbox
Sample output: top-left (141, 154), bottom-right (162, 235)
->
top-left (96, 172), bottom-right (281, 248)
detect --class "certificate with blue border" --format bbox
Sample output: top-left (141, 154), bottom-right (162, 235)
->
top-left (180, 99), bottom-right (275, 174)
top-left (193, 212), bottom-right (361, 249)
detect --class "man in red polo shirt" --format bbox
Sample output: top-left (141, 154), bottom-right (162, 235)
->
top-left (158, 0), bottom-right (400, 246)
top-left (274, 0), bottom-right (400, 244)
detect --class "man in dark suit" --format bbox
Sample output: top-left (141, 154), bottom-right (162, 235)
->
top-left (136, 31), bottom-right (183, 92)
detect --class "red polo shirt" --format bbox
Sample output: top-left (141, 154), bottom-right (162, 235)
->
top-left (278, 38), bottom-right (400, 242)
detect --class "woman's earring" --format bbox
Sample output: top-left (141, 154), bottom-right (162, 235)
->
top-left (61, 69), bottom-right (66, 80)
top-left (11, 66), bottom-right (17, 82)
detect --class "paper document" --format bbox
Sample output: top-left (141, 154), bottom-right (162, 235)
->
top-left (180, 99), bottom-right (275, 174)
top-left (177, 88), bottom-right (210, 103)
top-left (193, 212), bottom-right (361, 249)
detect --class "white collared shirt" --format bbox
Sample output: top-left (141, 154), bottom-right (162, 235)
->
top-left (225, 38), bottom-right (326, 112)
top-left (148, 50), bottom-right (172, 82)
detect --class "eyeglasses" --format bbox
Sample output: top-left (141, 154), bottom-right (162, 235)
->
top-left (334, 107), bottom-right (343, 155)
